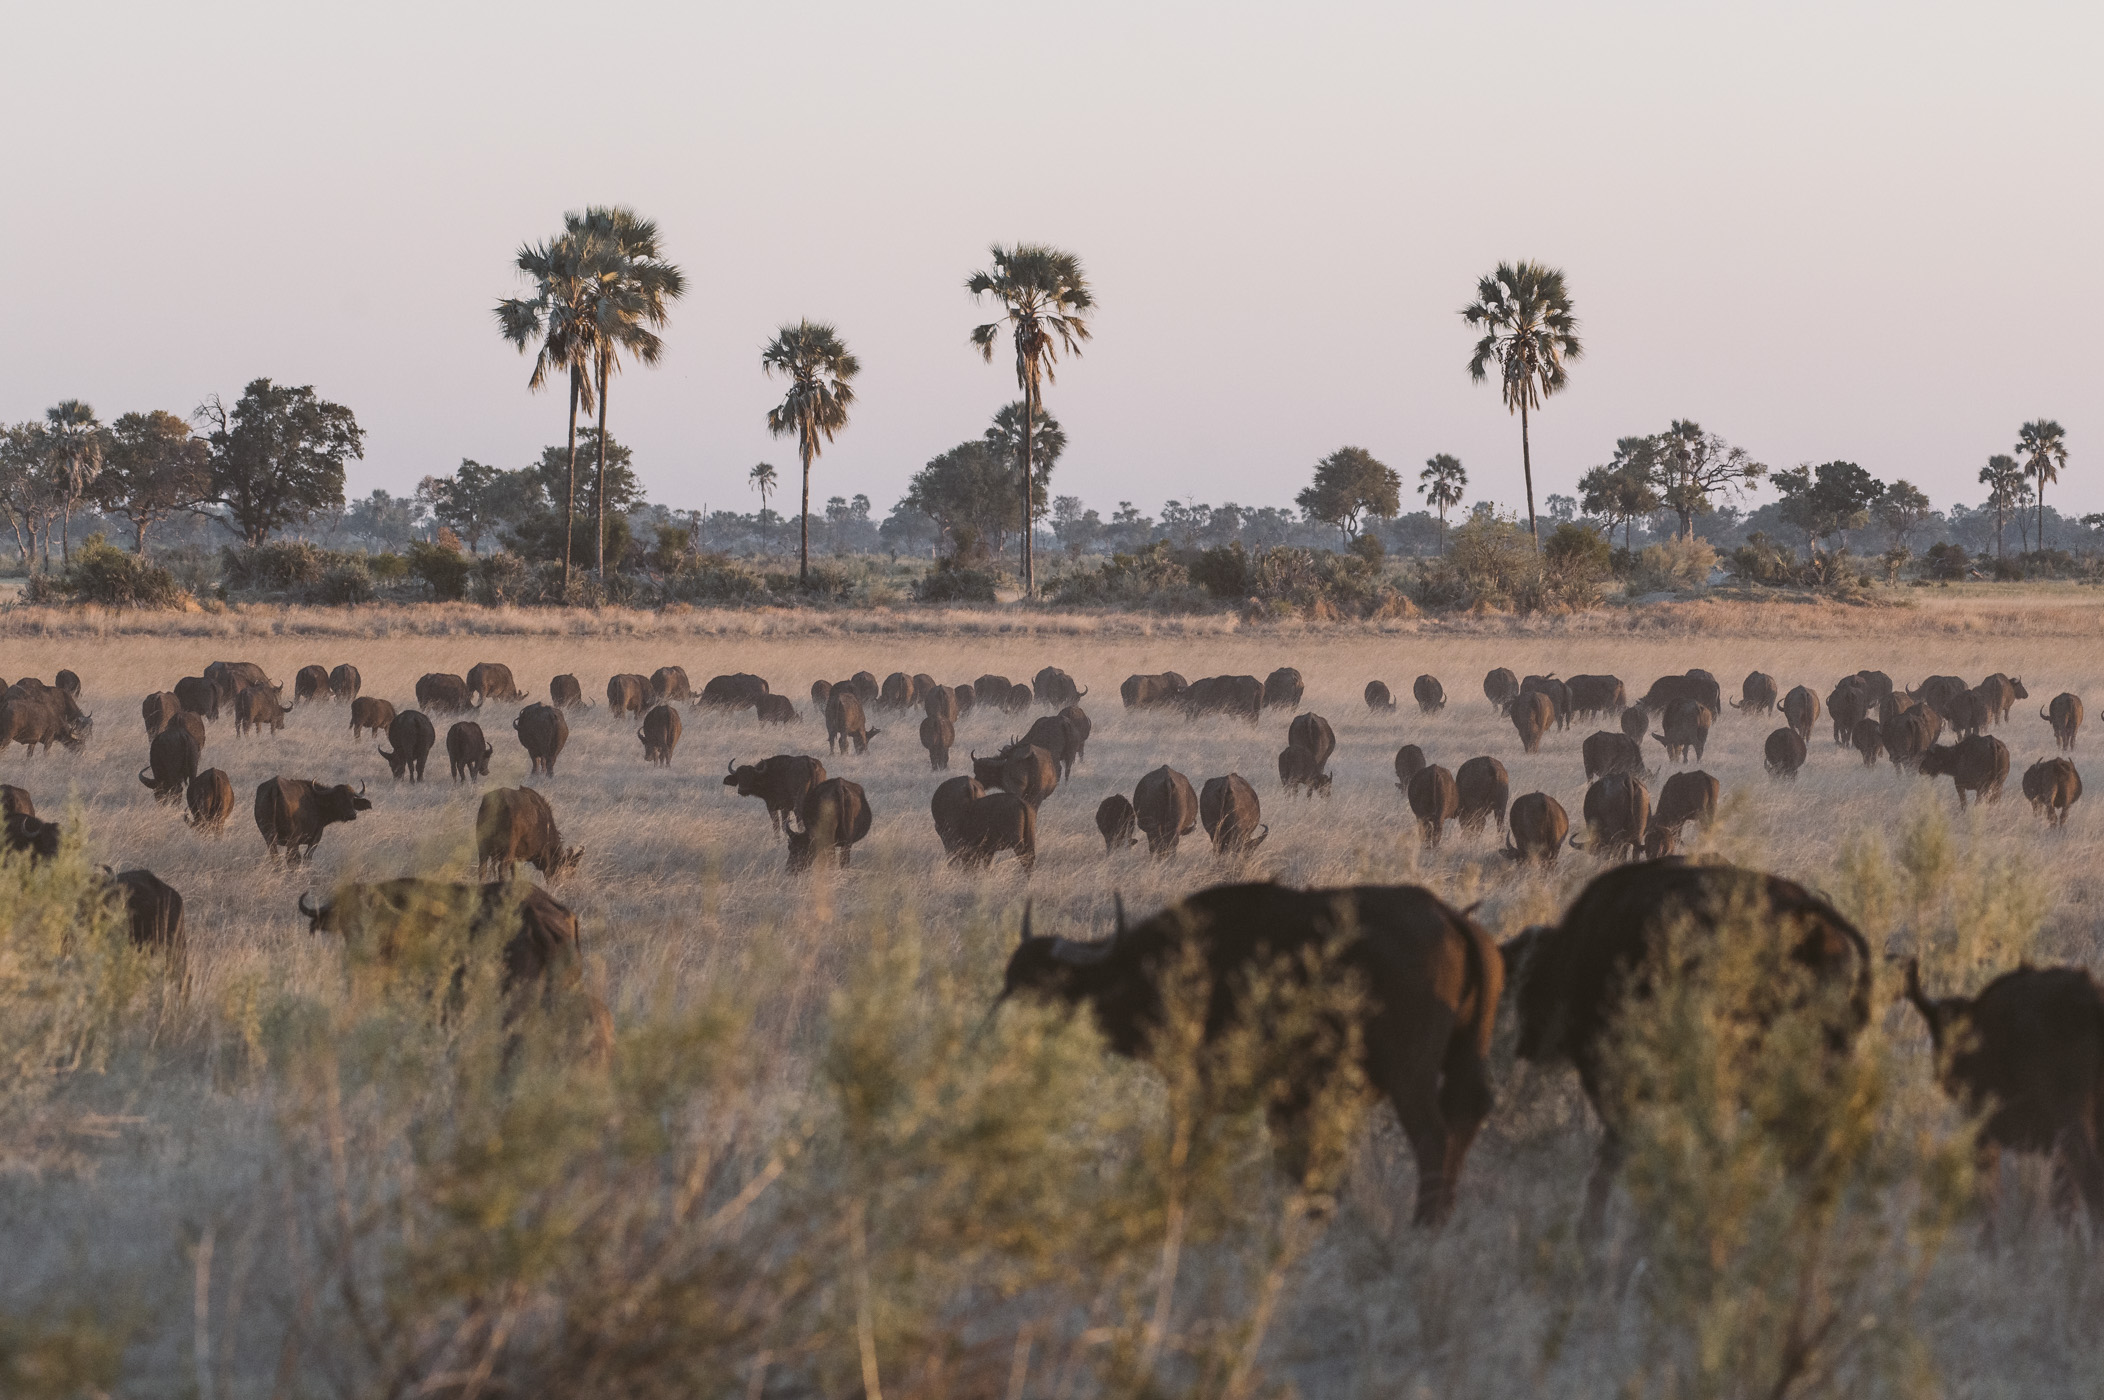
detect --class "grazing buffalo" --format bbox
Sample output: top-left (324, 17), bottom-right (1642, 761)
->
top-left (514, 703), bottom-right (570, 776)
top-left (329, 664), bottom-right (361, 701)
top-left (825, 689), bottom-right (880, 754)
top-left (1199, 774), bottom-right (1267, 855)
top-left (300, 878), bottom-right (582, 1001)
top-left (1278, 746), bottom-right (1332, 797)
top-left (417, 673), bottom-right (474, 715)
top-left (930, 775), bottom-right (985, 856)
top-left (1407, 765), bottom-right (1460, 848)
top-left (254, 777), bottom-right (371, 863)
top-left (1574, 774), bottom-right (1651, 860)
top-left (0, 785), bottom-right (30, 818)
top-left (1034, 666), bottom-right (1086, 708)
top-left (785, 777), bottom-right (873, 871)
top-left (997, 882), bottom-right (1502, 1225)
top-left (1583, 730), bottom-right (1646, 781)
top-left (810, 679), bottom-right (834, 710)
top-left (755, 694), bottom-right (797, 725)
top-left (1263, 667), bottom-right (1305, 710)
top-left (109, 868), bottom-right (184, 957)
top-left (638, 704), bottom-right (682, 766)
top-left (185, 769), bottom-right (235, 833)
top-left (475, 786), bottom-right (583, 881)
top-left (379, 710), bottom-right (437, 782)
top-left (1851, 718), bottom-right (1885, 767)
top-left (205, 661), bottom-right (274, 703)
top-left (4, 811), bottom-right (61, 862)
top-left (175, 675), bottom-right (221, 721)
top-left (1121, 673), bottom-right (1187, 710)
top-left (1510, 690), bottom-right (1555, 754)
top-left (1884, 705), bottom-right (1941, 771)
top-left (1503, 860), bottom-right (1871, 1227)
top-left (235, 684), bottom-right (288, 738)
top-left (946, 791), bottom-right (1037, 871)
top-left (1780, 685), bottom-right (1820, 743)
top-left (701, 672), bottom-right (772, 711)
top-left (973, 674), bottom-right (1013, 706)
top-left (1456, 756), bottom-right (1510, 834)
top-left (1639, 671), bottom-right (1722, 717)
top-left (1764, 727), bottom-right (1807, 779)
top-left (139, 725), bottom-right (202, 802)
top-left (467, 662), bottom-right (524, 705)
top-left (1852, 670), bottom-right (1894, 706)
top-left (1002, 682), bottom-right (1035, 714)
top-left (1394, 744), bottom-right (1428, 790)
top-left (1483, 667), bottom-right (1520, 713)
top-left (1651, 770), bottom-right (1719, 843)
top-left (1918, 735), bottom-right (2010, 807)
top-left (549, 674), bottom-right (588, 710)
top-left (607, 673), bottom-right (652, 717)
top-left (849, 672), bottom-right (880, 704)
top-left (142, 690), bottom-right (180, 736)
top-left (1732, 671), bottom-right (1778, 714)
top-left (1827, 677), bottom-right (1871, 746)
top-left (1938, 688), bottom-right (1991, 739)
top-left (649, 666), bottom-right (693, 704)
top-left (349, 696), bottom-right (396, 739)
top-left (0, 694), bottom-right (89, 755)
top-left (975, 744), bottom-right (1059, 809)
top-left (923, 684), bottom-right (959, 726)
top-left (53, 670), bottom-right (80, 698)
top-left (1566, 675), bottom-right (1626, 720)
top-left (953, 683), bottom-right (977, 718)
top-left (879, 672), bottom-right (919, 710)
top-left (294, 665), bottom-right (330, 705)
top-left (1365, 680), bottom-right (1397, 712)
top-left (919, 715), bottom-right (955, 770)
top-left (1182, 675), bottom-right (1265, 723)
top-left (911, 674), bottom-right (942, 711)
top-left (2044, 693), bottom-right (2083, 751)
top-left (1977, 673), bottom-right (2028, 723)
top-left (1651, 699), bottom-right (1713, 763)
top-left (2021, 757), bottom-right (2081, 827)
top-left (1619, 706), bottom-right (1649, 743)
top-left (1058, 705), bottom-right (1092, 761)
top-left (1521, 675), bottom-right (1571, 731)
top-left (1504, 793), bottom-right (1569, 866)
top-left (1134, 765), bottom-right (1200, 858)
top-left (724, 755), bottom-right (828, 836)
top-left (1012, 713), bottom-right (1082, 778)
top-left (1095, 793), bottom-right (1138, 852)
top-left (1286, 712), bottom-right (1336, 770)
top-left (1910, 675), bottom-right (1971, 718)
top-left (1413, 675), bottom-right (1447, 715)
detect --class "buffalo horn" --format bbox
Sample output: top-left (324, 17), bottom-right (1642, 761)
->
top-left (138, 766), bottom-right (155, 788)
top-left (297, 892), bottom-right (319, 920)
top-left (1113, 892), bottom-right (1128, 939)
top-left (1018, 899), bottom-right (1034, 945)
top-left (728, 760), bottom-right (738, 775)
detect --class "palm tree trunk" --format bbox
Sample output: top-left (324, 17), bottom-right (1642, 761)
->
top-left (1021, 378), bottom-right (1036, 595)
top-left (563, 369), bottom-right (580, 588)
top-left (1520, 400), bottom-right (1539, 551)
top-left (1438, 510), bottom-right (1446, 556)
top-left (799, 427), bottom-right (813, 587)
top-left (59, 504), bottom-right (71, 568)
top-left (2038, 483), bottom-right (2046, 554)
top-left (594, 353), bottom-right (610, 577)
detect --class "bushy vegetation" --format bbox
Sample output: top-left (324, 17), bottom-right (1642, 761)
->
top-left (35, 536), bottom-right (188, 609)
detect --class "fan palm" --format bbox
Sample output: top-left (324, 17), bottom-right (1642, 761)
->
top-left (1462, 262), bottom-right (1582, 549)
top-left (496, 227), bottom-right (600, 587)
top-left (749, 462), bottom-right (778, 515)
top-left (762, 321), bottom-right (860, 586)
top-left (1418, 453), bottom-right (1467, 555)
top-left (42, 399), bottom-right (102, 568)
top-left (2016, 419), bottom-right (2068, 551)
top-left (968, 244), bottom-right (1093, 594)
top-left (1979, 454), bottom-right (2025, 559)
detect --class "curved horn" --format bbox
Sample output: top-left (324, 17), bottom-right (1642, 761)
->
top-left (139, 766), bottom-right (156, 789)
top-left (377, 745), bottom-right (391, 760)
top-left (297, 892), bottom-right (319, 920)
top-left (1019, 899), bottom-right (1034, 945)
top-left (728, 760), bottom-right (738, 775)
top-left (1075, 684), bottom-right (1088, 697)
top-left (1247, 823), bottom-right (1269, 852)
top-left (357, 781), bottom-right (366, 795)
top-left (1568, 831), bottom-right (1588, 849)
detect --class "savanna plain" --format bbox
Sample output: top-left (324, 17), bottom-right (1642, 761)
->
top-left (5, 595), bottom-right (2104, 1399)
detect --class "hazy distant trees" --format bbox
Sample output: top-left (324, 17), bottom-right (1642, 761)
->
top-left (1651, 420), bottom-right (1765, 540)
top-left (416, 459), bottom-right (543, 555)
top-left (1296, 446), bottom-right (1400, 543)
top-left (98, 409), bottom-right (211, 552)
top-left (1773, 460), bottom-right (1884, 554)
top-left (1977, 454), bottom-right (2026, 559)
top-left (1417, 453), bottom-right (1467, 554)
top-left (1875, 479), bottom-right (1934, 552)
top-left (1579, 438), bottom-right (1663, 551)
top-left (1462, 261), bottom-right (1582, 550)
top-left (762, 319), bottom-right (859, 586)
top-left (197, 379), bottom-right (364, 547)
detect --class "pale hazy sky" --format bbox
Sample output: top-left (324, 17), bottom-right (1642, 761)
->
top-left (4, 1), bottom-right (2097, 519)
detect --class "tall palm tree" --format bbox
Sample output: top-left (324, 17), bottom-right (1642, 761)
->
top-left (496, 227), bottom-right (600, 588)
top-left (1418, 453), bottom-right (1467, 555)
top-left (762, 321), bottom-right (860, 586)
top-left (1461, 262), bottom-right (1582, 550)
top-left (572, 207), bottom-right (686, 576)
top-left (968, 244), bottom-right (1093, 594)
top-left (749, 461), bottom-right (778, 515)
top-left (1980, 454), bottom-right (2024, 559)
top-left (42, 399), bottom-right (102, 568)
top-left (2016, 419), bottom-right (2068, 552)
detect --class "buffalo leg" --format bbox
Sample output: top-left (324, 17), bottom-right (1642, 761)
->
top-left (1581, 1130), bottom-right (1626, 1244)
top-left (1369, 1024), bottom-right (1459, 1226)
top-left (1436, 1028), bottom-right (1494, 1216)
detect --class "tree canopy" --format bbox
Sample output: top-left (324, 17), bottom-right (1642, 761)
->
top-left (1579, 437), bottom-right (1664, 551)
top-left (1296, 446), bottom-right (1401, 542)
top-left (198, 379), bottom-right (364, 546)
top-left (97, 409), bottom-right (210, 552)
top-left (1650, 420), bottom-right (1765, 540)
top-left (1772, 460), bottom-right (1884, 552)
top-left (1461, 261), bottom-right (1581, 547)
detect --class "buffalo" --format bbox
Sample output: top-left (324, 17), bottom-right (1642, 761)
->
top-left (109, 868), bottom-right (184, 958)
top-left (1574, 773), bottom-right (1651, 860)
top-left (53, 670), bottom-right (80, 698)
top-left (950, 791), bottom-right (1038, 872)
top-left (349, 696), bottom-right (396, 739)
top-left (1884, 704), bottom-right (1941, 771)
top-left (1095, 793), bottom-right (1138, 852)
top-left (1002, 682), bottom-right (1035, 714)
top-left (1263, 667), bottom-right (1305, 710)
top-left (924, 684), bottom-right (960, 726)
top-left (1852, 670), bottom-right (1895, 706)
top-left (825, 688), bottom-right (881, 754)
top-left (1582, 729), bottom-right (1646, 781)
top-left (649, 666), bottom-right (693, 704)
top-left (1182, 675), bottom-right (1264, 723)
top-left (974, 674), bottom-right (1014, 706)
top-left (294, 664), bottom-right (330, 705)
top-left (329, 664), bottom-right (362, 701)
top-left (785, 777), bottom-right (873, 871)
top-left (974, 744), bottom-right (1059, 809)
top-left (810, 679), bottom-right (834, 709)
top-left (514, 703), bottom-right (570, 776)
top-left (0, 784), bottom-right (30, 818)
top-left (638, 703), bottom-right (682, 766)
top-left (185, 769), bottom-right (235, 833)
top-left (1941, 688), bottom-right (1993, 740)
top-left (1851, 717), bottom-right (1884, 767)
top-left (2044, 693), bottom-right (2083, 751)
top-left (1521, 675), bottom-right (1571, 731)
top-left (1764, 726), bottom-right (1807, 778)
top-left (850, 672), bottom-right (881, 704)
top-left (142, 691), bottom-right (181, 737)
top-left (607, 673), bottom-right (652, 717)
top-left (1732, 671), bottom-right (1778, 714)
top-left (0, 694), bottom-right (88, 755)
top-left (997, 881), bottom-right (1502, 1225)
top-left (1011, 713), bottom-right (1081, 778)
top-left (1394, 743), bottom-right (1428, 790)
top-left (930, 775), bottom-right (984, 856)
top-left (1134, 765), bottom-right (1200, 857)
top-left (1059, 705), bottom-right (1092, 761)
top-left (919, 714), bottom-right (955, 770)
top-left (1619, 705), bottom-right (1649, 743)
top-left (205, 661), bottom-right (274, 704)
top-left (1456, 756), bottom-right (1510, 834)
top-left (235, 684), bottom-right (288, 738)
top-left (379, 710), bottom-right (437, 782)
top-left (1365, 680), bottom-right (1397, 713)
top-left (1483, 667), bottom-right (1520, 713)
top-left (139, 725), bottom-right (202, 802)
top-left (417, 672), bottom-right (474, 715)
top-left (1121, 673), bottom-right (1187, 710)
top-left (4, 811), bottom-right (61, 863)
top-left (475, 786), bottom-right (583, 881)
top-left (254, 777), bottom-right (371, 863)
top-left (1504, 792), bottom-right (1569, 866)
top-left (1034, 666), bottom-right (1086, 708)
top-left (1909, 675), bottom-right (1971, 718)
top-left (1918, 735), bottom-right (2010, 807)
top-left (1278, 746), bottom-right (1332, 797)
top-left (300, 877), bottom-right (582, 1001)
top-left (1977, 673), bottom-right (2028, 723)
top-left (879, 671), bottom-right (919, 710)
top-left (724, 754), bottom-right (828, 836)
top-left (1650, 770), bottom-right (1719, 849)
top-left (1651, 699), bottom-right (1713, 764)
top-left (1199, 774), bottom-right (1267, 855)
top-left (1413, 675), bottom-right (1447, 715)
top-left (1827, 677), bottom-right (1871, 746)
top-left (467, 662), bottom-right (524, 705)
top-left (1407, 765), bottom-right (1460, 848)
top-left (1780, 685), bottom-right (1820, 743)
top-left (701, 672), bottom-right (772, 712)
top-left (550, 674), bottom-right (588, 710)
top-left (2021, 757), bottom-right (2081, 827)
top-left (1286, 712), bottom-right (1336, 770)
top-left (1566, 675), bottom-right (1626, 720)
top-left (755, 694), bottom-right (797, 725)
top-left (1639, 671), bottom-right (1722, 717)
top-left (954, 683), bottom-right (977, 718)
top-left (1510, 690), bottom-right (1555, 754)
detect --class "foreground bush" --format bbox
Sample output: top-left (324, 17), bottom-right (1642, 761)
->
top-left (43, 538), bottom-right (188, 609)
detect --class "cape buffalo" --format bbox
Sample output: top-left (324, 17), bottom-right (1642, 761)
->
top-left (175, 676), bottom-right (220, 721)
top-left (974, 674), bottom-right (1013, 706)
top-left (1504, 793), bottom-right (1569, 866)
top-left (1521, 675), bottom-right (1571, 731)
top-left (1827, 677), bottom-right (1871, 746)
top-left (1365, 680), bottom-right (1397, 712)
top-left (1394, 744), bottom-right (1428, 790)
top-left (649, 666), bottom-right (692, 704)
top-left (954, 684), bottom-right (977, 717)
top-left (514, 703), bottom-right (570, 776)
top-left (467, 662), bottom-right (524, 705)
top-left (851, 672), bottom-right (880, 704)
top-left (810, 679), bottom-right (834, 709)
top-left (1510, 690), bottom-right (1555, 754)
top-left (475, 786), bottom-right (582, 880)
top-left (607, 673), bottom-right (652, 717)
top-left (638, 703), bottom-right (682, 766)
top-left (1918, 735), bottom-right (2010, 807)
top-left (185, 769), bottom-right (234, 832)
top-left (1851, 717), bottom-right (1884, 767)
top-left (1619, 705), bottom-right (1649, 743)
top-left (254, 777), bottom-right (371, 863)
top-left (924, 684), bottom-right (959, 726)
top-left (4, 811), bottom-right (61, 862)
top-left (1583, 730), bottom-right (1646, 781)
top-left (1011, 713), bottom-right (1081, 778)
top-left (1278, 746), bottom-right (1332, 797)
top-left (724, 754), bottom-right (828, 836)
top-left (1122, 673), bottom-right (1187, 710)
top-left (1456, 756), bottom-right (1510, 834)
top-left (417, 673), bottom-right (474, 715)
top-left (205, 661), bottom-right (273, 702)
top-left (1034, 666), bottom-right (1086, 708)
top-left (1639, 672), bottom-right (1722, 717)
top-left (139, 725), bottom-right (202, 802)
top-left (1651, 699), bottom-right (1713, 763)
top-left (53, 670), bottom-right (80, 698)
top-left (1910, 675), bottom-right (1971, 718)
top-left (235, 684), bottom-right (288, 738)
top-left (1575, 773), bottom-right (1650, 860)
top-left (1134, 765), bottom-right (1199, 857)
top-left (1002, 682), bottom-right (1035, 714)
top-left (300, 877), bottom-right (582, 1000)
top-left (1942, 688), bottom-right (1992, 740)
top-left (1413, 675), bottom-right (1447, 715)
top-left (2044, 693), bottom-right (2083, 751)
top-left (1650, 770), bottom-right (1719, 848)
top-left (329, 664), bottom-right (361, 701)
top-left (975, 744), bottom-right (1059, 808)
top-left (879, 671), bottom-right (919, 710)
top-left (950, 791), bottom-right (1037, 872)
top-left (919, 714), bottom-right (955, 770)
top-left (785, 777), bottom-right (872, 871)
top-left (1263, 667), bottom-right (1305, 710)
top-left (1732, 671), bottom-right (1778, 714)
top-left (1182, 675), bottom-right (1264, 723)
top-left (755, 694), bottom-right (797, 725)
top-left (1764, 726), bottom-right (1807, 779)
top-left (379, 710), bottom-right (437, 782)
top-left (294, 665), bottom-right (330, 705)
top-left (1567, 675), bottom-right (1626, 719)
top-left (825, 689), bottom-right (880, 754)
top-left (1096, 793), bottom-right (1138, 852)
top-left (1884, 705), bottom-right (1940, 771)
top-left (1286, 712), bottom-right (1336, 770)
top-left (550, 674), bottom-right (588, 710)
top-left (349, 696), bottom-right (396, 738)
top-left (142, 690), bottom-right (180, 736)
top-left (997, 881), bottom-right (1502, 1225)
top-left (0, 695), bottom-right (88, 755)
top-left (0, 785), bottom-right (30, 818)
top-left (931, 775), bottom-right (984, 855)
top-left (1483, 667), bottom-right (1520, 713)
top-left (109, 868), bottom-right (184, 957)
top-left (1781, 685), bottom-right (1820, 743)
top-left (699, 672), bottom-right (772, 712)
top-left (1200, 774), bottom-right (1267, 855)
top-left (1408, 764), bottom-right (1460, 848)
top-left (2022, 757), bottom-right (2081, 827)
top-left (1978, 673), bottom-right (2028, 723)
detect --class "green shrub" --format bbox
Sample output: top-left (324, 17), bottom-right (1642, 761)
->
top-left (55, 537), bottom-right (187, 609)
top-left (308, 559), bottom-right (374, 605)
top-left (1347, 531), bottom-right (1385, 565)
top-left (1544, 522), bottom-right (1611, 577)
top-left (222, 540), bottom-right (329, 590)
top-left (471, 551), bottom-right (533, 606)
top-left (1051, 541), bottom-right (1201, 608)
top-left (367, 551), bottom-right (411, 582)
top-left (1189, 541), bottom-right (1251, 598)
top-left (1728, 532), bottom-right (1797, 584)
top-left (916, 557), bottom-right (1000, 604)
top-left (1624, 537), bottom-right (1718, 594)
top-left (1923, 542), bottom-right (1971, 581)
top-left (661, 553), bottom-right (773, 605)
top-left (1992, 556), bottom-right (2025, 582)
top-left (407, 540), bottom-right (472, 601)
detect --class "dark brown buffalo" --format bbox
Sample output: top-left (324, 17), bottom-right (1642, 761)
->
top-left (1286, 711), bottom-right (1336, 770)
top-left (974, 744), bottom-right (1059, 808)
top-left (235, 684), bottom-right (288, 738)
top-left (825, 689), bottom-right (880, 754)
top-left (1651, 699), bottom-right (1713, 764)
top-left (1575, 773), bottom-right (1651, 859)
top-left (417, 673), bottom-right (474, 715)
top-left (1456, 756), bottom-right (1510, 834)
top-left (724, 754), bottom-right (827, 836)
top-left (1034, 666), bottom-right (1086, 708)
top-left (637, 704), bottom-right (681, 766)
top-left (549, 674), bottom-right (588, 710)
top-left (379, 710), bottom-right (437, 781)
top-left (911, 674), bottom-right (941, 710)
top-left (1408, 764), bottom-right (1460, 848)
top-left (1567, 675), bottom-right (1626, 719)
top-left (1884, 704), bottom-right (1941, 771)
top-left (1413, 674), bottom-right (1447, 715)
top-left (701, 672), bottom-right (773, 710)
top-left (142, 690), bottom-right (180, 736)
top-left (1121, 672), bottom-right (1187, 709)
top-left (1918, 735), bottom-right (2010, 807)
top-left (475, 786), bottom-right (582, 880)
top-left (1134, 765), bottom-right (1199, 857)
top-left (1947, 687), bottom-right (1996, 739)
top-left (294, 665), bottom-right (330, 705)
top-left (1909, 675), bottom-right (1971, 718)
top-left (53, 670), bottom-right (80, 697)
top-left (1646, 770), bottom-right (1720, 855)
top-left (2044, 693), bottom-right (2084, 751)
top-left (175, 675), bottom-right (221, 721)
top-left (1732, 671), bottom-right (1778, 714)
top-left (974, 674), bottom-right (1013, 706)
top-left (1278, 746), bottom-right (1332, 797)
top-left (950, 791), bottom-right (1038, 872)
top-left (1619, 705), bottom-right (1648, 742)
top-left (1780, 685), bottom-right (1819, 743)
top-left (1002, 682), bottom-right (1035, 714)
top-left (1095, 793), bottom-right (1138, 852)
top-left (2022, 757), bottom-right (2081, 827)
top-left (1851, 670), bottom-right (1894, 706)
top-left (254, 777), bottom-right (371, 864)
top-left (785, 777), bottom-right (872, 871)
top-left (300, 878), bottom-right (582, 1000)
top-left (329, 664), bottom-right (361, 701)
top-left (1764, 726), bottom-right (1807, 778)
top-left (1851, 717), bottom-right (1884, 767)
top-left (1263, 667), bottom-right (1305, 710)
top-left (755, 694), bottom-right (797, 725)
top-left (0, 694), bottom-right (89, 755)
top-left (467, 662), bottom-right (524, 705)
top-left (1583, 729), bottom-right (1647, 781)
top-left (919, 715), bottom-right (955, 770)
top-left (1182, 674), bottom-right (1264, 723)
top-left (923, 684), bottom-right (959, 725)
top-left (1978, 673), bottom-right (2028, 723)
top-left (139, 725), bottom-right (202, 802)
top-left (1483, 667), bottom-right (1520, 713)
top-left (1827, 677), bottom-right (1871, 746)
top-left (0, 785), bottom-right (31, 818)
top-left (1394, 744), bottom-right (1428, 790)
top-left (1510, 690), bottom-right (1555, 754)
top-left (1365, 680), bottom-right (1397, 712)
top-left (606, 673), bottom-right (652, 717)
top-left (514, 703), bottom-right (570, 776)
top-left (1639, 671), bottom-right (1722, 717)
top-left (110, 868), bottom-right (184, 957)
top-left (953, 683), bottom-right (977, 718)
top-left (1011, 713), bottom-right (1081, 778)
top-left (1521, 675), bottom-right (1571, 730)
top-left (649, 666), bottom-right (692, 704)
top-left (349, 696), bottom-right (396, 739)
top-left (1504, 792), bottom-right (1569, 866)
top-left (1503, 859), bottom-right (1871, 1227)
top-left (1059, 705), bottom-right (1092, 761)
top-left (931, 775), bottom-right (984, 856)
top-left (185, 769), bottom-right (234, 833)
top-left (1199, 774), bottom-right (1267, 855)
top-left (4, 811), bottom-right (61, 862)
top-left (810, 679), bottom-right (834, 709)
top-left (850, 672), bottom-right (880, 704)
top-left (998, 882), bottom-right (1502, 1225)
top-left (879, 671), bottom-right (919, 710)
top-left (205, 661), bottom-right (274, 702)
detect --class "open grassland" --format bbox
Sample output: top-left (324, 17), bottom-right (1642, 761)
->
top-left (2, 600), bottom-right (2102, 1397)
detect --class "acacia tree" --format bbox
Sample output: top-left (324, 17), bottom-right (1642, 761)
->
top-left (1774, 461), bottom-right (1884, 555)
top-left (1296, 446), bottom-right (1401, 543)
top-left (1578, 437), bottom-right (1664, 551)
top-left (762, 320), bottom-right (860, 586)
top-left (1462, 261), bottom-right (1582, 549)
top-left (968, 244), bottom-right (1093, 594)
top-left (2016, 419), bottom-right (2068, 550)
top-left (1978, 454), bottom-right (2025, 559)
top-left (1650, 420), bottom-right (1765, 540)
top-left (1417, 453), bottom-right (1467, 554)
top-left (97, 410), bottom-right (211, 552)
top-left (497, 225), bottom-right (599, 587)
top-left (1875, 479), bottom-right (1933, 552)
top-left (196, 379), bottom-right (364, 546)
